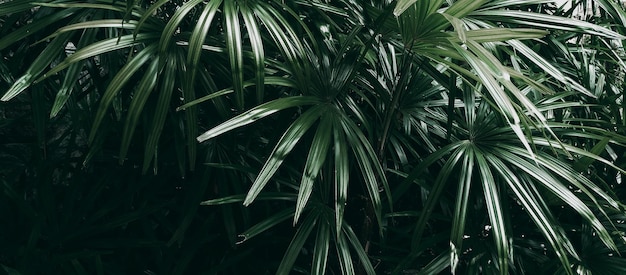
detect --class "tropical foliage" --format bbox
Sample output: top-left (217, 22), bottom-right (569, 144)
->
top-left (2, 0), bottom-right (626, 274)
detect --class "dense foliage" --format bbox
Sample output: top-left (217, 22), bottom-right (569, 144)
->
top-left (2, 0), bottom-right (626, 274)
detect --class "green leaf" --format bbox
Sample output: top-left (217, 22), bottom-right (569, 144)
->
top-left (276, 210), bottom-right (318, 274)
top-left (453, 41), bottom-right (539, 161)
top-left (393, 0), bottom-right (419, 17)
top-left (178, 0), bottom-right (223, 171)
top-left (0, 9), bottom-right (75, 51)
top-left (417, 251), bottom-right (451, 275)
top-left (449, 28), bottom-right (548, 43)
top-left (0, 0), bottom-right (40, 16)
top-left (253, 2), bottom-right (309, 86)
top-left (135, 0), bottom-right (170, 37)
top-left (338, 113), bottom-right (389, 234)
top-left (50, 28), bottom-right (98, 117)
top-left (0, 57), bottom-right (13, 83)
top-left (224, 0), bottom-right (245, 110)
top-left (335, 226), bottom-right (355, 275)
top-left (143, 53), bottom-right (178, 172)
top-left (38, 33), bottom-right (159, 82)
top-left (450, 143), bottom-right (474, 272)
top-left (487, 155), bottom-right (577, 274)
top-left (240, 2), bottom-right (265, 104)
top-left (34, 2), bottom-right (127, 12)
top-left (507, 40), bottom-right (590, 97)
top-left (406, 141), bottom-right (467, 269)
top-left (473, 10), bottom-right (626, 39)
top-left (343, 222), bottom-right (376, 275)
top-left (238, 208), bottom-right (294, 243)
top-left (333, 119), bottom-right (350, 238)
top-left (295, 109), bottom-right (333, 223)
top-left (158, 0), bottom-right (205, 54)
top-left (573, 137), bottom-right (611, 171)
top-left (36, 20), bottom-right (140, 44)
top-left (311, 213), bottom-right (331, 275)
top-left (119, 57), bottom-right (160, 164)
top-left (182, 80), bottom-right (198, 170)
top-left (2, 33), bottom-right (70, 101)
top-left (177, 76), bottom-right (297, 111)
top-left (475, 151), bottom-right (510, 275)
top-left (200, 193), bottom-right (297, 205)
top-left (185, 0), bottom-right (222, 107)
top-left (88, 45), bottom-right (157, 143)
top-left (445, 0), bottom-right (488, 18)
top-left (243, 104), bottom-right (326, 206)
top-left (196, 96), bottom-right (323, 143)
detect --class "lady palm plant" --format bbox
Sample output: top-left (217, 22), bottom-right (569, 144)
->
top-left (2, 0), bottom-right (626, 274)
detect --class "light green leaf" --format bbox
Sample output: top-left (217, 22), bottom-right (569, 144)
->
top-left (444, 0), bottom-right (488, 18)
top-left (450, 28), bottom-right (548, 43)
top-left (393, 0), bottom-right (419, 17)
top-left (473, 10), bottom-right (626, 39)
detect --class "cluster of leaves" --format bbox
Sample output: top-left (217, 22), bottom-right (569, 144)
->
top-left (2, 0), bottom-right (626, 274)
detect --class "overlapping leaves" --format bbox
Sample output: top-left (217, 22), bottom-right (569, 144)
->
top-left (2, 0), bottom-right (626, 274)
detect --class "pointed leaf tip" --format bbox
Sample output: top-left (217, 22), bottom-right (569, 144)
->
top-left (393, 0), bottom-right (418, 16)
top-left (2, 74), bottom-right (33, 101)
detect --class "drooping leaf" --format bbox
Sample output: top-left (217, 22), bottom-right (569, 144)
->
top-left (89, 45), bottom-right (157, 143)
top-left (295, 108), bottom-right (333, 223)
top-left (197, 96), bottom-right (323, 143)
top-left (243, 104), bottom-right (326, 206)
